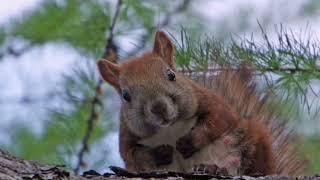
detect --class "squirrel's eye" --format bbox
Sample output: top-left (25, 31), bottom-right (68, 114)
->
top-left (122, 91), bottom-right (131, 102)
top-left (167, 69), bottom-right (176, 81)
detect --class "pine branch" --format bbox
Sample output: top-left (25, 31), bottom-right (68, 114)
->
top-left (0, 45), bottom-right (33, 60)
top-left (180, 67), bottom-right (320, 74)
top-left (74, 0), bottom-right (122, 175)
top-left (176, 27), bottom-right (320, 116)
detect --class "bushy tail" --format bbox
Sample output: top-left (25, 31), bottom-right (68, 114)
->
top-left (185, 67), bottom-right (307, 176)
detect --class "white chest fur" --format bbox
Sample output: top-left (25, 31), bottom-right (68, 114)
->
top-left (139, 117), bottom-right (197, 147)
top-left (138, 117), bottom-right (196, 171)
top-left (138, 117), bottom-right (240, 174)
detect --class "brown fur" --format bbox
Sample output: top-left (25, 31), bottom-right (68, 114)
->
top-left (205, 68), bottom-right (307, 175)
top-left (98, 31), bottom-right (306, 175)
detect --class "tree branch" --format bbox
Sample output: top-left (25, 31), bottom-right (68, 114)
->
top-left (180, 67), bottom-right (320, 74)
top-left (103, 0), bottom-right (122, 60)
top-left (0, 45), bottom-right (33, 60)
top-left (74, 0), bottom-right (122, 175)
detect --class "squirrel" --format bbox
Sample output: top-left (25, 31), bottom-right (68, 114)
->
top-left (97, 31), bottom-right (307, 176)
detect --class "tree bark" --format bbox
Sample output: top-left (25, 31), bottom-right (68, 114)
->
top-left (0, 149), bottom-right (318, 180)
top-left (0, 149), bottom-right (73, 180)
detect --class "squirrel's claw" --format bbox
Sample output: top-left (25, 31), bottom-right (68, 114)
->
top-left (192, 164), bottom-right (228, 176)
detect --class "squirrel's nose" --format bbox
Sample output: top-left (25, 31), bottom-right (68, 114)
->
top-left (150, 101), bottom-right (167, 119)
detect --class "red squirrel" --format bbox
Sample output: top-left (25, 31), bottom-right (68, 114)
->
top-left (97, 31), bottom-right (306, 176)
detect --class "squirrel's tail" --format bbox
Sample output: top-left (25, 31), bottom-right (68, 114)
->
top-left (189, 67), bottom-right (307, 176)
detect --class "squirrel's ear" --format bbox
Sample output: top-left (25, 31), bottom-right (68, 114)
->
top-left (97, 59), bottom-right (121, 91)
top-left (153, 31), bottom-right (176, 70)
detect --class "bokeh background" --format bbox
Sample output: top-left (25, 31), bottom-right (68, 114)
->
top-left (0, 0), bottom-right (319, 175)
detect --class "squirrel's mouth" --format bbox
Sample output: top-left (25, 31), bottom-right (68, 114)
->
top-left (158, 117), bottom-right (176, 127)
top-left (149, 110), bottom-right (178, 128)
top-left (159, 122), bottom-right (172, 127)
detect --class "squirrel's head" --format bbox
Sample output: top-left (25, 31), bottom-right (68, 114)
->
top-left (98, 31), bottom-right (197, 135)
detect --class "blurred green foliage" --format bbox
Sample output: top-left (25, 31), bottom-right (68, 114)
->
top-left (175, 28), bottom-right (320, 115)
top-left (302, 0), bottom-right (320, 16)
top-left (302, 137), bottom-right (320, 173)
top-left (8, 61), bottom-right (111, 170)
top-left (11, 105), bottom-right (107, 167)
top-left (13, 0), bottom-right (110, 57)
top-left (0, 28), bottom-right (5, 46)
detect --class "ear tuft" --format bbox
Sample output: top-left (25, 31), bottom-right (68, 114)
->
top-left (153, 31), bottom-right (175, 69)
top-left (97, 59), bottom-right (120, 91)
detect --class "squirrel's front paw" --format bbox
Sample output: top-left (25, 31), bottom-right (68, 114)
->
top-left (176, 134), bottom-right (198, 159)
top-left (152, 144), bottom-right (173, 166)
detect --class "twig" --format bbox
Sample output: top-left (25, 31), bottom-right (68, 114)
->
top-left (180, 67), bottom-right (320, 74)
top-left (0, 45), bottom-right (33, 60)
top-left (260, 67), bottom-right (320, 73)
top-left (103, 0), bottom-right (122, 60)
top-left (127, 0), bottom-right (191, 57)
top-left (74, 0), bottom-right (122, 175)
